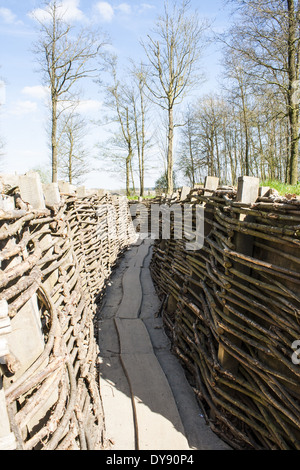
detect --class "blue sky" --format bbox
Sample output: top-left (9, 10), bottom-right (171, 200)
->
top-left (0, 0), bottom-right (231, 190)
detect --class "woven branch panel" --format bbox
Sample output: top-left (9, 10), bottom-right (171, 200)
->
top-left (150, 187), bottom-right (300, 450)
top-left (0, 192), bottom-right (136, 450)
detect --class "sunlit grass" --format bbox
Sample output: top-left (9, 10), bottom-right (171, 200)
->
top-left (127, 195), bottom-right (156, 200)
top-left (261, 179), bottom-right (300, 196)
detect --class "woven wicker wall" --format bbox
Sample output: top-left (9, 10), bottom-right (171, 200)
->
top-left (0, 189), bottom-right (136, 450)
top-left (150, 186), bottom-right (300, 450)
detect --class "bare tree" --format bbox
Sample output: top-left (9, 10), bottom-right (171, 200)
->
top-left (103, 57), bottom-right (136, 196)
top-left (58, 111), bottom-right (90, 185)
top-left (177, 105), bottom-right (204, 186)
top-left (33, 0), bottom-right (107, 182)
top-left (100, 57), bottom-right (153, 197)
top-left (130, 63), bottom-right (152, 197)
top-left (223, 0), bottom-right (300, 184)
top-left (141, 0), bottom-right (208, 194)
top-left (0, 75), bottom-right (5, 167)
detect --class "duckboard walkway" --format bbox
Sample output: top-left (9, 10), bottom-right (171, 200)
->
top-left (98, 237), bottom-right (230, 451)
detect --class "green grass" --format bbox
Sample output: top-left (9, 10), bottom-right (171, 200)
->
top-left (261, 179), bottom-right (300, 196)
top-left (127, 195), bottom-right (157, 200)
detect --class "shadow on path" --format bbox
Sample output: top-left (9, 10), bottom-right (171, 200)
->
top-left (98, 237), bottom-right (230, 451)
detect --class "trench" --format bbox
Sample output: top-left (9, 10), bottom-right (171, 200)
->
top-left (98, 235), bottom-right (229, 451)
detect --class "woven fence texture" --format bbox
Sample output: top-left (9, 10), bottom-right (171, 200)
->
top-left (0, 191), bottom-right (136, 450)
top-left (150, 187), bottom-right (300, 450)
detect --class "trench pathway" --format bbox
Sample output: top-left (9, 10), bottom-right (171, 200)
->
top-left (98, 236), bottom-right (229, 451)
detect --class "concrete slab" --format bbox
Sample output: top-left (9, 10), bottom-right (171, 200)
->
top-left (121, 352), bottom-right (190, 450)
top-left (43, 183), bottom-right (60, 207)
top-left (19, 172), bottom-right (45, 210)
top-left (98, 319), bottom-right (120, 358)
top-left (98, 237), bottom-right (230, 451)
top-left (99, 356), bottom-right (136, 450)
top-left (204, 176), bottom-right (219, 196)
top-left (142, 317), bottom-right (170, 352)
top-left (115, 318), bottom-right (153, 355)
top-left (132, 243), bottom-right (151, 268)
top-left (5, 295), bottom-right (44, 385)
top-left (155, 350), bottom-right (231, 450)
top-left (180, 187), bottom-right (191, 201)
top-left (116, 266), bottom-right (142, 319)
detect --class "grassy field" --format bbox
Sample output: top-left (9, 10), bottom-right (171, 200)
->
top-left (261, 179), bottom-right (300, 196)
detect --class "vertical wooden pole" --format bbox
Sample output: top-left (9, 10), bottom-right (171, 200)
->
top-left (217, 176), bottom-right (259, 372)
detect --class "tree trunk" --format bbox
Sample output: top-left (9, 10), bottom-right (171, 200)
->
top-left (167, 106), bottom-right (174, 195)
top-left (288, 0), bottom-right (299, 185)
top-left (130, 158), bottom-right (135, 194)
top-left (240, 84), bottom-right (250, 176)
top-left (188, 131), bottom-right (195, 187)
top-left (68, 132), bottom-right (73, 184)
top-left (140, 83), bottom-right (145, 198)
top-left (51, 4), bottom-right (58, 184)
top-left (126, 154), bottom-right (131, 197)
top-left (52, 97), bottom-right (58, 183)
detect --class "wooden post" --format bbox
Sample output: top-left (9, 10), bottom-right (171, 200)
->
top-left (218, 176), bottom-right (259, 372)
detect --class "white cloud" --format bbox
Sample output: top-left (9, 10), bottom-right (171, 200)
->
top-left (29, 0), bottom-right (85, 24)
top-left (140, 3), bottom-right (155, 12)
top-left (0, 7), bottom-right (21, 25)
top-left (95, 2), bottom-right (115, 22)
top-left (116, 3), bottom-right (131, 15)
top-left (77, 100), bottom-right (103, 114)
top-left (9, 101), bottom-right (38, 116)
top-left (28, 6), bottom-right (51, 23)
top-left (60, 0), bottom-right (85, 22)
top-left (22, 85), bottom-right (50, 101)
top-left (0, 81), bottom-right (6, 106)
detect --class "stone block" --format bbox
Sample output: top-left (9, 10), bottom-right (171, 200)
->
top-left (43, 183), bottom-right (61, 206)
top-left (58, 181), bottom-right (75, 195)
top-left (0, 299), bottom-right (8, 320)
top-left (0, 195), bottom-right (15, 211)
top-left (204, 176), bottom-right (219, 196)
top-left (76, 186), bottom-right (86, 198)
top-left (86, 189), bottom-right (98, 196)
top-left (0, 173), bottom-right (20, 191)
top-left (0, 300), bottom-right (10, 360)
top-left (180, 187), bottom-right (191, 201)
top-left (19, 172), bottom-right (45, 210)
top-left (237, 176), bottom-right (259, 204)
top-left (0, 380), bottom-right (16, 449)
top-left (4, 295), bottom-right (44, 385)
top-left (259, 186), bottom-right (270, 197)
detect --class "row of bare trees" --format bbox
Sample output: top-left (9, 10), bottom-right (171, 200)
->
top-left (99, 0), bottom-right (208, 196)
top-left (33, 0), bottom-right (209, 194)
top-left (225, 0), bottom-right (300, 186)
top-left (178, 0), bottom-right (300, 187)
top-left (177, 91), bottom-right (291, 186)
top-left (33, 0), bottom-right (300, 192)
top-left (98, 57), bottom-right (150, 197)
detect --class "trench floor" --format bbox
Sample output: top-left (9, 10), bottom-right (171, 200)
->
top-left (98, 236), bottom-right (230, 451)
